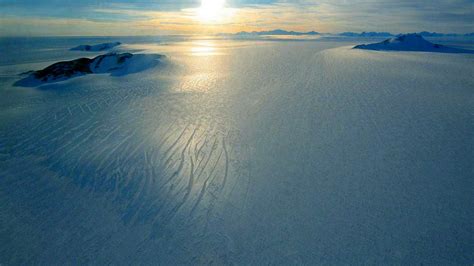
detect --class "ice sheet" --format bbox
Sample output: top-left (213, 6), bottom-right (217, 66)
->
top-left (0, 37), bottom-right (473, 264)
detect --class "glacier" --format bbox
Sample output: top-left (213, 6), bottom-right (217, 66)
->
top-left (0, 36), bottom-right (473, 265)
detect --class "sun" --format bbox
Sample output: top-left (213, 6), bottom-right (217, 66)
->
top-left (198, 0), bottom-right (226, 22)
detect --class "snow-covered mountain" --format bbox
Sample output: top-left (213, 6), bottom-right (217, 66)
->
top-left (70, 42), bottom-right (121, 52)
top-left (15, 53), bottom-right (165, 86)
top-left (354, 33), bottom-right (474, 53)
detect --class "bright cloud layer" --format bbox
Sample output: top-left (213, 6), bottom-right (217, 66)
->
top-left (0, 0), bottom-right (473, 36)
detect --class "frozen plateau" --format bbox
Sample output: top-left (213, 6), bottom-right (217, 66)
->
top-left (0, 36), bottom-right (473, 265)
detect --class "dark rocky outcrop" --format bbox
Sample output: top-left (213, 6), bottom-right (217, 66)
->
top-left (33, 58), bottom-right (93, 81)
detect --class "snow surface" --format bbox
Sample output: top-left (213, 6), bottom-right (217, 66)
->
top-left (0, 37), bottom-right (473, 265)
top-left (354, 33), bottom-right (474, 53)
top-left (70, 42), bottom-right (121, 51)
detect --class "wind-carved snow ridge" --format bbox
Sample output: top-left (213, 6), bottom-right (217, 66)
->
top-left (70, 42), bottom-right (121, 51)
top-left (15, 53), bottom-right (166, 87)
top-left (354, 33), bottom-right (474, 53)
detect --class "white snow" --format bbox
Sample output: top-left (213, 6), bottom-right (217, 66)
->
top-left (0, 37), bottom-right (473, 265)
top-left (354, 33), bottom-right (474, 53)
top-left (90, 53), bottom-right (165, 76)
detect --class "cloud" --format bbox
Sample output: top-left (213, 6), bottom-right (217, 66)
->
top-left (0, 0), bottom-right (473, 36)
top-left (0, 17), bottom-right (170, 36)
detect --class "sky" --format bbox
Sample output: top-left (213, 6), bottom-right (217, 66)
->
top-left (0, 0), bottom-right (473, 36)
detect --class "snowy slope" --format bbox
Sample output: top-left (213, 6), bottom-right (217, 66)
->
top-left (354, 33), bottom-right (474, 53)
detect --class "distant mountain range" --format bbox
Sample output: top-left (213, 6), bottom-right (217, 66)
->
top-left (220, 29), bottom-right (319, 36)
top-left (341, 31), bottom-right (474, 37)
top-left (221, 30), bottom-right (474, 38)
top-left (338, 32), bottom-right (393, 37)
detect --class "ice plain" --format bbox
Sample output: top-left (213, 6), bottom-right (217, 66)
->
top-left (0, 36), bottom-right (473, 264)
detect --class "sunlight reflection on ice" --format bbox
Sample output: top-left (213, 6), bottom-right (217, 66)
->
top-left (190, 40), bottom-right (220, 56)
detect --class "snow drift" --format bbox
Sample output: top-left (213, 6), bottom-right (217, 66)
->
top-left (70, 42), bottom-right (121, 51)
top-left (354, 33), bottom-right (474, 53)
top-left (15, 53), bottom-right (165, 87)
top-left (2, 36), bottom-right (473, 265)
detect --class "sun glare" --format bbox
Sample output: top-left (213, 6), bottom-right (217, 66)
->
top-left (198, 0), bottom-right (226, 22)
top-left (190, 40), bottom-right (218, 56)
